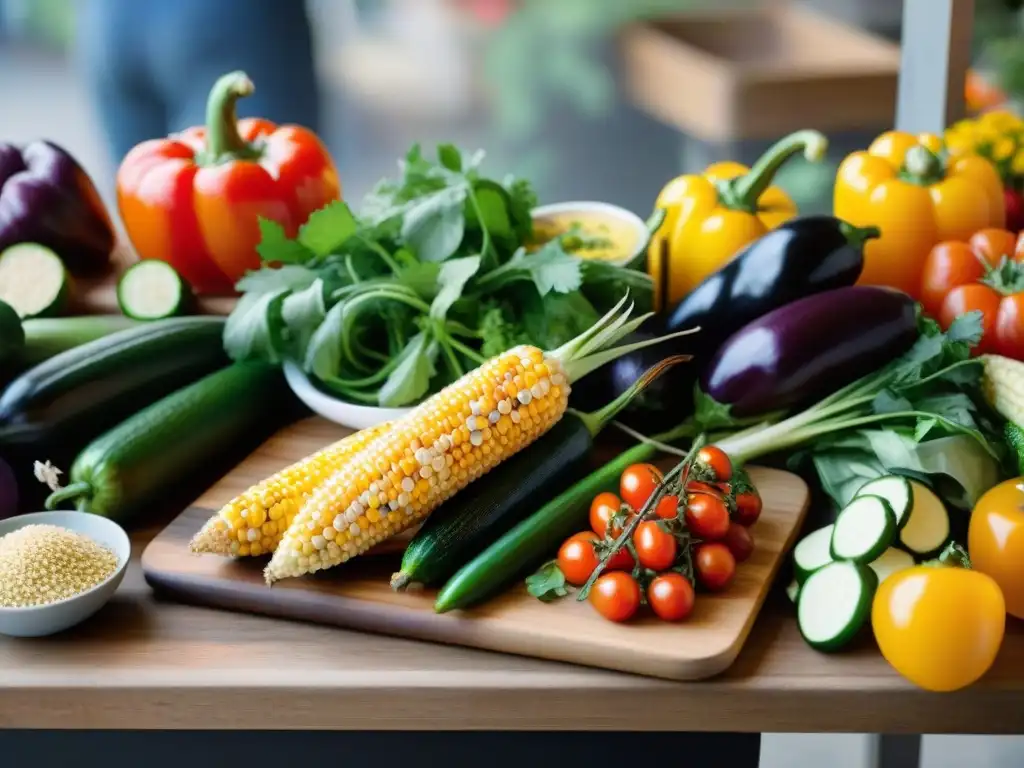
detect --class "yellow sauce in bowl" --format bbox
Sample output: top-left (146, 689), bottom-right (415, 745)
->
top-left (530, 206), bottom-right (645, 265)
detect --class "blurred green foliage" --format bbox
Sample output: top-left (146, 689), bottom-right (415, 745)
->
top-left (4, 0), bottom-right (74, 48)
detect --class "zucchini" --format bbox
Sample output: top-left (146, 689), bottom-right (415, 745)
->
top-left (853, 475), bottom-right (912, 528)
top-left (394, 356), bottom-right (686, 591)
top-left (0, 243), bottom-right (69, 318)
top-left (793, 524), bottom-right (834, 584)
top-left (829, 495), bottom-right (896, 564)
top-left (43, 362), bottom-right (286, 521)
top-left (868, 547), bottom-right (915, 586)
top-left (796, 561), bottom-right (878, 652)
top-left (0, 316), bottom-right (227, 463)
top-left (19, 315), bottom-right (138, 368)
top-left (899, 480), bottom-right (951, 557)
top-left (117, 261), bottom-right (191, 320)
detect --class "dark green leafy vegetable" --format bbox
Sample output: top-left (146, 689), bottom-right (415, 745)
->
top-left (525, 560), bottom-right (571, 602)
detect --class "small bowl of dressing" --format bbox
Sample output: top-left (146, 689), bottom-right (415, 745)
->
top-left (530, 201), bottom-right (655, 268)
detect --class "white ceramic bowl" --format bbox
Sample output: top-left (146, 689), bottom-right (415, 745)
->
top-left (284, 361), bottom-right (413, 430)
top-left (0, 511), bottom-right (131, 638)
top-left (531, 200), bottom-right (651, 267)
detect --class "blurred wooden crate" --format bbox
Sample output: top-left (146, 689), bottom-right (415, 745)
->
top-left (619, 3), bottom-right (900, 142)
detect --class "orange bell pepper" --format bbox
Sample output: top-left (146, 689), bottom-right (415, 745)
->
top-left (117, 71), bottom-right (341, 294)
top-left (834, 131), bottom-right (1005, 299)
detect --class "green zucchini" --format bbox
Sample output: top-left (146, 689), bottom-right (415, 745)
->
top-left (796, 561), bottom-right (878, 652)
top-left (0, 316), bottom-right (227, 463)
top-left (19, 315), bottom-right (139, 368)
top-left (793, 524), bottom-right (834, 584)
top-left (43, 362), bottom-right (286, 521)
top-left (829, 495), bottom-right (896, 564)
top-left (0, 243), bottom-right (69, 318)
top-left (117, 261), bottom-right (191, 320)
top-left (393, 356), bottom-right (685, 592)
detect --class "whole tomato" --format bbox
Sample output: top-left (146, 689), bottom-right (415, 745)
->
top-left (633, 520), bottom-right (678, 571)
top-left (734, 491), bottom-right (763, 527)
top-left (648, 573), bottom-right (695, 622)
top-left (557, 532), bottom-right (600, 586)
top-left (722, 522), bottom-right (755, 563)
top-left (620, 464), bottom-right (663, 511)
top-left (589, 492), bottom-right (623, 538)
top-left (589, 572), bottom-right (641, 622)
top-left (694, 542), bottom-right (736, 591)
top-left (969, 477), bottom-right (1024, 619)
top-left (684, 493), bottom-right (730, 540)
top-left (697, 445), bottom-right (733, 481)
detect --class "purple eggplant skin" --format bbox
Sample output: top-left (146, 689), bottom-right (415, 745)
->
top-left (0, 141), bottom-right (115, 276)
top-left (702, 286), bottom-right (918, 417)
top-left (0, 455), bottom-right (17, 520)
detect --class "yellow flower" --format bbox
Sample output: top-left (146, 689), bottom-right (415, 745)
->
top-left (993, 136), bottom-right (1017, 162)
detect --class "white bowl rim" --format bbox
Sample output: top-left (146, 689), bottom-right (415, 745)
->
top-left (531, 200), bottom-right (650, 261)
top-left (282, 360), bottom-right (414, 419)
top-left (0, 510), bottom-right (130, 614)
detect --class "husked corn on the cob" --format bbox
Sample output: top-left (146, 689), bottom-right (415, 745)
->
top-left (265, 346), bottom-right (568, 582)
top-left (982, 354), bottom-right (1024, 426)
top-left (264, 296), bottom-right (696, 584)
top-left (189, 423), bottom-right (391, 557)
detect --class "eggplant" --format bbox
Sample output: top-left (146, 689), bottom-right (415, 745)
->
top-left (0, 141), bottom-right (115, 276)
top-left (703, 286), bottom-right (918, 417)
top-left (664, 216), bottom-right (874, 364)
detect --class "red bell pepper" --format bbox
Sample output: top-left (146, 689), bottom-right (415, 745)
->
top-left (116, 71), bottom-right (341, 294)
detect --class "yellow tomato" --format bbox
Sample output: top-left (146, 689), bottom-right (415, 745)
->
top-left (872, 564), bottom-right (1005, 692)
top-left (969, 478), bottom-right (1024, 619)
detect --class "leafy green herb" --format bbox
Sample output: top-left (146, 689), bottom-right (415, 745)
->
top-left (223, 289), bottom-right (290, 363)
top-left (297, 201), bottom-right (359, 258)
top-left (378, 332), bottom-right (438, 407)
top-left (235, 264), bottom-right (317, 295)
top-left (525, 560), bottom-right (571, 602)
top-left (401, 186), bottom-right (468, 263)
top-left (280, 279), bottom-right (327, 353)
top-left (476, 241), bottom-right (582, 296)
top-left (255, 220), bottom-right (314, 265)
top-left (431, 256), bottom-right (481, 321)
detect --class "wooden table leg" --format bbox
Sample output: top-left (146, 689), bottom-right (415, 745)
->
top-left (871, 733), bottom-right (923, 768)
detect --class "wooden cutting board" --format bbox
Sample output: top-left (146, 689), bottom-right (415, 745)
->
top-left (142, 418), bottom-right (811, 681)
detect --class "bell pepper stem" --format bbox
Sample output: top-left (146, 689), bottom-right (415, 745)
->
top-left (204, 71), bottom-right (258, 163)
top-left (724, 129), bottom-right (829, 211)
top-left (839, 221), bottom-right (882, 248)
top-left (645, 207), bottom-right (667, 235)
top-left (924, 541), bottom-right (973, 570)
top-left (903, 145), bottom-right (944, 185)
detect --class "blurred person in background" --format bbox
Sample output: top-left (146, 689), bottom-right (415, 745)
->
top-left (75, 0), bottom-right (320, 166)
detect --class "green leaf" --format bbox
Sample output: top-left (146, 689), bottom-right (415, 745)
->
top-left (478, 241), bottom-right (582, 296)
top-left (304, 300), bottom-right (347, 380)
top-left (438, 144), bottom-right (462, 172)
top-left (235, 265), bottom-right (317, 295)
top-left (398, 261), bottom-right (442, 301)
top-left (519, 289), bottom-right (599, 350)
top-left (525, 560), bottom-right (571, 602)
top-left (401, 186), bottom-right (468, 263)
top-left (503, 175), bottom-right (538, 242)
top-left (223, 288), bottom-right (289, 363)
top-left (872, 390), bottom-right (913, 414)
top-left (256, 219), bottom-right (314, 265)
top-left (693, 387), bottom-right (741, 431)
top-left (297, 201), bottom-right (359, 258)
top-left (914, 417), bottom-right (939, 442)
top-left (580, 260), bottom-right (655, 314)
top-left (467, 180), bottom-right (514, 243)
top-left (377, 332), bottom-right (438, 407)
top-left (478, 301), bottom-right (533, 358)
top-left (430, 255), bottom-right (482, 321)
top-left (913, 392), bottom-right (979, 430)
top-left (280, 279), bottom-right (327, 354)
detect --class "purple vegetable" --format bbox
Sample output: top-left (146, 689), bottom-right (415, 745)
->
top-left (0, 141), bottom-right (114, 275)
top-left (702, 286), bottom-right (918, 417)
top-left (0, 456), bottom-right (18, 520)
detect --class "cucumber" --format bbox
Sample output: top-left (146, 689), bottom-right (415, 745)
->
top-left (868, 547), bottom-right (915, 586)
top-left (0, 299), bottom-right (25, 365)
top-left (117, 261), bottom-right (191, 320)
top-left (0, 243), bottom-right (68, 318)
top-left (829, 495), bottom-right (896, 564)
top-left (793, 524), bottom-right (834, 583)
top-left (44, 363), bottom-right (287, 521)
top-left (20, 315), bottom-right (138, 368)
top-left (854, 475), bottom-right (912, 528)
top-left (0, 316), bottom-right (227, 463)
top-left (899, 481), bottom-right (951, 557)
top-left (796, 561), bottom-right (878, 652)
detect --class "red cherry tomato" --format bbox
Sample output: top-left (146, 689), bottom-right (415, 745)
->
top-left (696, 446), bottom-right (733, 482)
top-left (557, 531), bottom-right (600, 586)
top-left (686, 480), bottom-right (727, 498)
top-left (722, 522), bottom-right (754, 563)
top-left (633, 520), bottom-right (678, 571)
top-left (647, 573), bottom-right (695, 622)
top-left (734, 491), bottom-right (763, 527)
top-left (994, 295), bottom-right (1024, 359)
top-left (589, 492), bottom-right (622, 538)
top-left (970, 227), bottom-right (1018, 264)
top-left (939, 284), bottom-right (1001, 355)
top-left (684, 494), bottom-right (730, 540)
top-left (589, 571), bottom-right (641, 622)
top-left (695, 542), bottom-right (736, 591)
top-left (920, 241), bottom-right (988, 319)
top-left (620, 463), bottom-right (663, 511)
top-left (606, 545), bottom-right (636, 573)
top-left (654, 494), bottom-right (680, 520)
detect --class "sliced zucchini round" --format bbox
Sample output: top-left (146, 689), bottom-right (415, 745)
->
top-left (793, 524), bottom-right (834, 584)
top-left (117, 260), bottom-right (191, 320)
top-left (900, 481), bottom-right (951, 557)
top-left (868, 547), bottom-right (915, 586)
top-left (0, 243), bottom-right (68, 318)
top-left (854, 475), bottom-right (912, 529)
top-left (830, 495), bottom-right (896, 564)
top-left (797, 561), bottom-right (878, 652)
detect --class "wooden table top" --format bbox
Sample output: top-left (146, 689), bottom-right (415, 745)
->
top-left (1, 515), bottom-right (1023, 733)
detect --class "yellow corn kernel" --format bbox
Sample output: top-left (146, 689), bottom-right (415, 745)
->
top-left (265, 346), bottom-right (572, 583)
top-left (189, 422), bottom-right (391, 557)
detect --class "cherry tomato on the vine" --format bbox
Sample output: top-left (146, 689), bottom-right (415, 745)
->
top-left (589, 492), bottom-right (623, 538)
top-left (606, 545), bottom-right (636, 573)
top-left (633, 520), bottom-right (678, 571)
top-left (697, 446), bottom-right (733, 481)
top-left (920, 241), bottom-right (988, 319)
top-left (557, 531), bottom-right (600, 586)
top-left (970, 227), bottom-right (1018, 264)
top-left (685, 493), bottom-right (730, 540)
top-left (695, 542), bottom-right (736, 591)
top-left (686, 480), bottom-right (728, 498)
top-left (994, 295), bottom-right (1024, 359)
top-left (723, 522), bottom-right (754, 563)
top-left (648, 573), bottom-right (695, 622)
top-left (620, 463), bottom-right (663, 511)
top-left (654, 494), bottom-right (680, 520)
top-left (589, 571), bottom-right (641, 622)
top-left (734, 491), bottom-right (763, 527)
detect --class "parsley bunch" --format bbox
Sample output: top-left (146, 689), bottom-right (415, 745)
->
top-left (223, 144), bottom-right (654, 407)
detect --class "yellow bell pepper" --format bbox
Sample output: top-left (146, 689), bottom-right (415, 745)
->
top-left (647, 129), bottom-right (829, 311)
top-left (834, 131), bottom-right (1006, 299)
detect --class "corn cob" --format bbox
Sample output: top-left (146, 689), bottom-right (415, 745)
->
top-left (265, 296), bottom-right (696, 584)
top-left (189, 422), bottom-right (391, 557)
top-left (982, 354), bottom-right (1024, 426)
